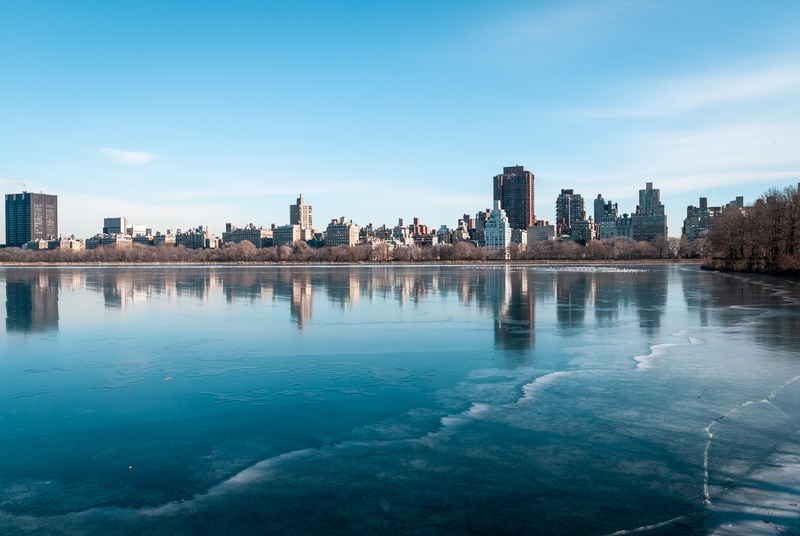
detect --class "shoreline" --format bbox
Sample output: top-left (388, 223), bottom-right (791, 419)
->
top-left (701, 258), bottom-right (800, 278)
top-left (0, 259), bottom-right (703, 268)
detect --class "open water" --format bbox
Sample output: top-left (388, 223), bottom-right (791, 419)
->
top-left (1, 264), bottom-right (800, 535)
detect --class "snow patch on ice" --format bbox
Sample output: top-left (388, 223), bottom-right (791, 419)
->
top-left (633, 332), bottom-right (701, 371)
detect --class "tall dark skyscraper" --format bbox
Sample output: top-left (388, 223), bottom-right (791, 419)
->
top-left (5, 192), bottom-right (58, 247)
top-left (492, 165), bottom-right (535, 230)
top-left (555, 189), bottom-right (585, 227)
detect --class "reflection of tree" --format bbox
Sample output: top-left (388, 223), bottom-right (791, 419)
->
top-left (6, 270), bottom-right (59, 332)
top-left (682, 271), bottom-right (800, 349)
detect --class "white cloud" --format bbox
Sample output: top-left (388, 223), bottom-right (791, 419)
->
top-left (99, 148), bottom-right (157, 165)
top-left (492, 0), bottom-right (637, 45)
top-left (462, 0), bottom-right (642, 64)
top-left (580, 55), bottom-right (800, 118)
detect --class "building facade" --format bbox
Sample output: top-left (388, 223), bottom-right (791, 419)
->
top-left (682, 197), bottom-right (721, 242)
top-left (223, 223), bottom-right (272, 247)
top-left (555, 189), bottom-right (585, 236)
top-left (596, 196), bottom-right (619, 240)
top-left (175, 226), bottom-right (216, 249)
top-left (326, 218), bottom-right (360, 247)
top-left (615, 214), bottom-right (633, 239)
top-left (632, 183), bottom-right (667, 241)
top-left (5, 192), bottom-right (58, 247)
top-left (527, 224), bottom-right (555, 242)
top-left (493, 165), bottom-right (535, 230)
top-left (273, 224), bottom-right (301, 247)
top-left (103, 217), bottom-right (127, 235)
top-left (290, 195), bottom-right (312, 230)
top-left (571, 218), bottom-right (598, 243)
top-left (484, 201), bottom-right (511, 255)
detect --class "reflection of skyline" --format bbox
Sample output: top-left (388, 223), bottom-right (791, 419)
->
top-left (4, 267), bottom-right (676, 349)
top-left (85, 271), bottom-right (219, 308)
top-left (5, 271), bottom-right (60, 332)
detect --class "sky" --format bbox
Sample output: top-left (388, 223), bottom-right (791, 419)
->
top-left (2, 0), bottom-right (800, 240)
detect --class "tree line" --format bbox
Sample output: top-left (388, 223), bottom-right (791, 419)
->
top-left (0, 234), bottom-right (698, 264)
top-left (705, 184), bottom-right (800, 274)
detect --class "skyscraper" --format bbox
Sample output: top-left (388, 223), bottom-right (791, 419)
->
top-left (555, 189), bottom-right (585, 235)
top-left (485, 200), bottom-right (511, 255)
top-left (290, 195), bottom-right (312, 229)
top-left (638, 182), bottom-right (664, 215)
top-left (492, 166), bottom-right (535, 230)
top-left (593, 194), bottom-right (606, 223)
top-left (5, 192), bottom-right (58, 247)
top-left (632, 182), bottom-right (667, 241)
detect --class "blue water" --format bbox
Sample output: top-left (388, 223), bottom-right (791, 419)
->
top-left (1, 264), bottom-right (800, 535)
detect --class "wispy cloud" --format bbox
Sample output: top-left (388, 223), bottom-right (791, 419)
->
top-left (462, 0), bottom-right (642, 64)
top-left (492, 0), bottom-right (638, 46)
top-left (0, 175), bottom-right (30, 191)
top-left (538, 120), bottom-right (800, 203)
top-left (580, 56), bottom-right (800, 118)
top-left (99, 148), bottom-right (157, 165)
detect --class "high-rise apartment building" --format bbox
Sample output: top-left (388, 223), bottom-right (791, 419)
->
top-left (103, 217), bottom-right (127, 235)
top-left (5, 192), bottom-right (58, 247)
top-left (485, 200), bottom-right (511, 256)
top-left (632, 182), bottom-right (667, 241)
top-left (223, 223), bottom-right (273, 247)
top-left (593, 195), bottom-right (606, 224)
top-left (681, 197), bottom-right (735, 242)
top-left (326, 218), bottom-right (360, 247)
top-left (290, 195), bottom-right (312, 229)
top-left (555, 189), bottom-right (585, 235)
top-left (638, 182), bottom-right (663, 215)
top-left (492, 166), bottom-right (535, 230)
top-left (594, 195), bottom-right (619, 240)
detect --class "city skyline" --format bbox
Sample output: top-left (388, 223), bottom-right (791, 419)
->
top-left (1, 1), bottom-right (799, 241)
top-left (0, 177), bottom-right (755, 248)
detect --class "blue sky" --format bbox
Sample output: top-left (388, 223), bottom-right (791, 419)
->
top-left (2, 0), bottom-right (799, 240)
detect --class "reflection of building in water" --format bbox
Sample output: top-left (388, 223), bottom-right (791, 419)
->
top-left (592, 273), bottom-right (624, 324)
top-left (228, 269), bottom-right (314, 328)
top-left (60, 270), bottom-right (86, 292)
top-left (223, 270), bottom-right (263, 304)
top-left (556, 273), bottom-right (588, 327)
top-left (85, 270), bottom-right (216, 308)
top-left (290, 272), bottom-right (313, 328)
top-left (492, 268), bottom-right (535, 353)
top-left (632, 271), bottom-right (667, 334)
top-left (325, 271), bottom-right (361, 307)
top-left (6, 272), bottom-right (59, 332)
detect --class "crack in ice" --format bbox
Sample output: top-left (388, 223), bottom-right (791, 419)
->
top-left (702, 374), bottom-right (800, 506)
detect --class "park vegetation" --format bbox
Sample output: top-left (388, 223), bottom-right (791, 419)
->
top-left (704, 184), bottom-right (800, 275)
top-left (0, 235), bottom-right (695, 264)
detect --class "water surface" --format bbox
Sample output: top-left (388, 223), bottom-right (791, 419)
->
top-left (1, 264), bottom-right (799, 535)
